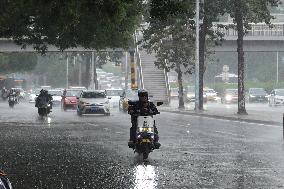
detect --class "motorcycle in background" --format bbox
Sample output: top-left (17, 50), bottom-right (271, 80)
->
top-left (8, 95), bottom-right (16, 108)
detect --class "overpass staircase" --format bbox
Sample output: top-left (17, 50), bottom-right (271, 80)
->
top-left (137, 50), bottom-right (170, 104)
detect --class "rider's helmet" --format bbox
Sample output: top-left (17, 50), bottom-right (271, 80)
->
top-left (138, 89), bottom-right (148, 103)
top-left (40, 89), bottom-right (48, 95)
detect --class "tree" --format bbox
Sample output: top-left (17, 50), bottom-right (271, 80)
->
top-left (0, 0), bottom-right (142, 53)
top-left (225, 0), bottom-right (279, 114)
top-left (198, 0), bottom-right (226, 110)
top-left (143, 0), bottom-right (196, 109)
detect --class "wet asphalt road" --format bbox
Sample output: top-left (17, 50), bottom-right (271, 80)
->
top-left (1, 102), bottom-right (284, 188)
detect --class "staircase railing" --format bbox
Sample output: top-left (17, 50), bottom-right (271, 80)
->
top-left (134, 31), bottom-right (144, 89)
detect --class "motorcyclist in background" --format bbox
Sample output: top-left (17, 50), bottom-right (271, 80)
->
top-left (7, 89), bottom-right (18, 103)
top-left (128, 89), bottom-right (160, 149)
top-left (35, 89), bottom-right (53, 110)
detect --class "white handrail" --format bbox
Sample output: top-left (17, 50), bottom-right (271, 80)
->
top-left (134, 31), bottom-right (144, 89)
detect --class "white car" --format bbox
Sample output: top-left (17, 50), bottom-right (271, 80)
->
top-left (29, 89), bottom-right (41, 103)
top-left (204, 88), bottom-right (218, 101)
top-left (77, 90), bottom-right (110, 116)
top-left (48, 90), bottom-right (63, 106)
top-left (268, 89), bottom-right (284, 106)
top-left (106, 88), bottom-right (123, 107)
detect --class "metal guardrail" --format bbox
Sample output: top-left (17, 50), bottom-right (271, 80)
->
top-left (214, 23), bottom-right (284, 37)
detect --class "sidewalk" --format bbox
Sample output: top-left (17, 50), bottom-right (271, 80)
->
top-left (160, 102), bottom-right (284, 126)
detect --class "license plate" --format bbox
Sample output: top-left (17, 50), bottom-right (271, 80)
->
top-left (141, 139), bottom-right (150, 143)
top-left (91, 107), bottom-right (97, 112)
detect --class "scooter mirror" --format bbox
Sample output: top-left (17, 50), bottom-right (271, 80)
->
top-left (157, 102), bottom-right (163, 106)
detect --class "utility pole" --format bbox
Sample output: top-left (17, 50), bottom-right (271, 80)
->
top-left (125, 52), bottom-right (129, 91)
top-left (91, 52), bottom-right (95, 90)
top-left (195, 0), bottom-right (200, 112)
top-left (66, 54), bottom-right (69, 89)
top-left (78, 54), bottom-right (82, 86)
top-left (277, 51), bottom-right (279, 84)
top-left (129, 49), bottom-right (137, 90)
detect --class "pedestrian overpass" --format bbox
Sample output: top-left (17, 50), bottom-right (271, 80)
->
top-left (1, 23), bottom-right (284, 104)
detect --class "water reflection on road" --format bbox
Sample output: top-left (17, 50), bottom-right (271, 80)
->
top-left (134, 164), bottom-right (157, 189)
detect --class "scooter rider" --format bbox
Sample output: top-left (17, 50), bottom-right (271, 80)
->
top-left (7, 89), bottom-right (18, 102)
top-left (35, 89), bottom-right (53, 110)
top-left (128, 89), bottom-right (160, 148)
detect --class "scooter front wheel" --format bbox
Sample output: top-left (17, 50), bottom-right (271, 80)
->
top-left (143, 152), bottom-right (149, 160)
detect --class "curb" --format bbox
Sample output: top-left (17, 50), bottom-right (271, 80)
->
top-left (161, 109), bottom-right (282, 126)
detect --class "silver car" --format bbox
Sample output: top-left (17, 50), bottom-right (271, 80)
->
top-left (268, 89), bottom-right (284, 106)
top-left (77, 90), bottom-right (110, 116)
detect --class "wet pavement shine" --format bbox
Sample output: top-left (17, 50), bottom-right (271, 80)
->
top-left (1, 101), bottom-right (284, 188)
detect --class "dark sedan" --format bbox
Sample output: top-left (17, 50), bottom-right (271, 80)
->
top-left (248, 88), bottom-right (268, 103)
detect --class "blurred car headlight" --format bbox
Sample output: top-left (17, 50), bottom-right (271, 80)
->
top-left (250, 95), bottom-right (256, 98)
top-left (187, 94), bottom-right (194, 98)
top-left (225, 95), bottom-right (232, 101)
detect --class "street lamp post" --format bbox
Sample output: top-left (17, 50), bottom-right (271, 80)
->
top-left (91, 51), bottom-right (95, 90)
top-left (195, 0), bottom-right (200, 112)
top-left (66, 54), bottom-right (69, 89)
top-left (125, 52), bottom-right (128, 91)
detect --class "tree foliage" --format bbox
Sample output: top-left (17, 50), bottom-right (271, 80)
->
top-left (142, 0), bottom-right (196, 108)
top-left (0, 0), bottom-right (142, 53)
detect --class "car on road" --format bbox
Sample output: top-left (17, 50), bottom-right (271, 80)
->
top-left (268, 89), bottom-right (284, 106)
top-left (119, 89), bottom-right (139, 112)
top-left (28, 89), bottom-right (41, 103)
top-left (48, 89), bottom-right (63, 106)
top-left (69, 86), bottom-right (87, 91)
top-left (106, 88), bottom-right (123, 108)
top-left (61, 89), bottom-right (81, 111)
top-left (185, 86), bottom-right (207, 103)
top-left (248, 88), bottom-right (268, 103)
top-left (77, 90), bottom-right (110, 116)
top-left (221, 89), bottom-right (238, 104)
top-left (204, 88), bottom-right (218, 102)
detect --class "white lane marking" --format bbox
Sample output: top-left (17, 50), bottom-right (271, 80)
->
top-left (215, 131), bottom-right (245, 138)
top-left (86, 123), bottom-right (99, 127)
